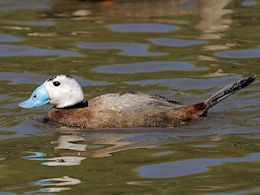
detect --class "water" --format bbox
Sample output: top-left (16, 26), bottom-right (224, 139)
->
top-left (0, 0), bottom-right (260, 194)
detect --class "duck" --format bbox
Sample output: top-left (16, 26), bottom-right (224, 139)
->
top-left (19, 75), bottom-right (255, 129)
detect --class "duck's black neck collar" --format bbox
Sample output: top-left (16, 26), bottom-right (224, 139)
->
top-left (57, 101), bottom-right (88, 109)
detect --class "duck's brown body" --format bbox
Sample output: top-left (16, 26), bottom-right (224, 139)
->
top-left (47, 76), bottom-right (255, 129)
top-left (47, 92), bottom-right (207, 129)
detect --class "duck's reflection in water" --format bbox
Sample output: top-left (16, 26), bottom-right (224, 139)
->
top-left (54, 134), bottom-right (87, 151)
top-left (23, 128), bottom-right (224, 193)
top-left (51, 130), bottom-right (156, 158)
top-left (24, 150), bottom-right (86, 167)
top-left (24, 130), bottom-right (155, 168)
top-left (24, 129), bottom-right (158, 192)
top-left (25, 129), bottom-right (167, 166)
top-left (24, 133), bottom-right (86, 192)
top-left (33, 176), bottom-right (81, 193)
top-left (26, 127), bottom-right (225, 163)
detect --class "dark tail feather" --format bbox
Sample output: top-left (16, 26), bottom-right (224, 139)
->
top-left (205, 76), bottom-right (256, 109)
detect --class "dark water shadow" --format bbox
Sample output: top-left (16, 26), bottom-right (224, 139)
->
top-left (127, 76), bottom-right (240, 90)
top-left (0, 119), bottom-right (50, 141)
top-left (241, 0), bottom-right (257, 6)
top-left (149, 38), bottom-right (207, 47)
top-left (5, 20), bottom-right (53, 27)
top-left (0, 44), bottom-right (83, 57)
top-left (0, 192), bottom-right (16, 195)
top-left (0, 34), bottom-right (23, 42)
top-left (0, 0), bottom-right (50, 11)
top-left (93, 61), bottom-right (206, 74)
top-left (207, 186), bottom-right (260, 195)
top-left (0, 72), bottom-right (111, 86)
top-left (138, 152), bottom-right (260, 178)
top-left (77, 42), bottom-right (166, 56)
top-left (107, 23), bottom-right (178, 33)
top-left (215, 48), bottom-right (260, 59)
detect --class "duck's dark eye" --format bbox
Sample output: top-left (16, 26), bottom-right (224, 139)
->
top-left (53, 81), bottom-right (60, 86)
top-left (33, 95), bottom-right (37, 98)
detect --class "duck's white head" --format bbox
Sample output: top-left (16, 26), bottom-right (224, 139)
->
top-left (19, 75), bottom-right (85, 108)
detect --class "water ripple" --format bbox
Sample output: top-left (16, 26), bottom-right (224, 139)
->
top-left (0, 0), bottom-right (50, 10)
top-left (93, 61), bottom-right (206, 74)
top-left (34, 176), bottom-right (81, 186)
top-left (138, 153), bottom-right (260, 178)
top-left (0, 34), bottom-right (23, 42)
top-left (215, 48), bottom-right (260, 59)
top-left (77, 42), bottom-right (166, 56)
top-left (107, 23), bottom-right (178, 33)
top-left (127, 76), bottom-right (239, 90)
top-left (241, 0), bottom-right (257, 6)
top-left (3, 20), bottom-right (54, 27)
top-left (0, 44), bottom-right (83, 57)
top-left (149, 38), bottom-right (207, 47)
top-left (34, 176), bottom-right (80, 193)
top-left (55, 135), bottom-right (87, 151)
top-left (0, 72), bottom-right (111, 86)
top-left (25, 152), bottom-right (86, 166)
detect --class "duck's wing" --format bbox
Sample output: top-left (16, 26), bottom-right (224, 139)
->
top-left (151, 94), bottom-right (184, 105)
top-left (88, 92), bottom-right (184, 111)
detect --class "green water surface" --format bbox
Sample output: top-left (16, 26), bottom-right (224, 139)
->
top-left (0, 0), bottom-right (260, 194)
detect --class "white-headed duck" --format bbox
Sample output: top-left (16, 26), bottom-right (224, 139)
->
top-left (19, 75), bottom-right (255, 129)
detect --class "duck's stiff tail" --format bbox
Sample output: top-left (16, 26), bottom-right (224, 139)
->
top-left (171, 76), bottom-right (256, 123)
top-left (204, 75), bottom-right (256, 109)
